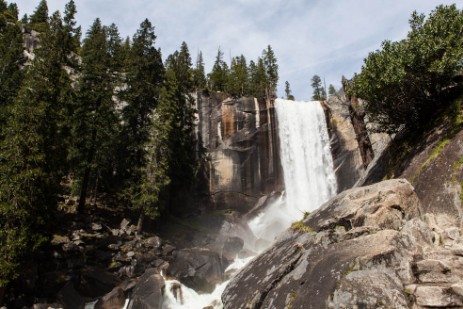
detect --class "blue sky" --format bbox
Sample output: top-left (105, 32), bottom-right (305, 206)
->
top-left (15, 0), bottom-right (461, 100)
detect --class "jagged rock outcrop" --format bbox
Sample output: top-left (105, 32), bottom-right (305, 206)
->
top-left (324, 96), bottom-right (364, 191)
top-left (195, 92), bottom-right (283, 211)
top-left (222, 179), bottom-right (463, 308)
top-left (325, 95), bottom-right (391, 192)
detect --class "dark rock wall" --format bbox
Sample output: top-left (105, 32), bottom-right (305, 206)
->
top-left (195, 92), bottom-right (283, 212)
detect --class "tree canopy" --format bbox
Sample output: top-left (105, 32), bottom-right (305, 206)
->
top-left (350, 4), bottom-right (463, 133)
top-left (311, 75), bottom-right (326, 101)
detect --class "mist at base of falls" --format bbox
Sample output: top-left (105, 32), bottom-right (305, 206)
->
top-left (161, 99), bottom-right (337, 309)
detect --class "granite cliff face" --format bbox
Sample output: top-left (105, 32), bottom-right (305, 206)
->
top-left (222, 179), bottom-right (463, 309)
top-left (325, 95), bottom-right (391, 191)
top-left (195, 92), bottom-right (283, 211)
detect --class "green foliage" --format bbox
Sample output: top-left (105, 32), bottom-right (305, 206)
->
top-left (248, 58), bottom-right (267, 98)
top-left (303, 211), bottom-right (310, 220)
top-left (193, 51), bottom-right (207, 90)
top-left (0, 3), bottom-right (25, 131)
top-left (227, 55), bottom-right (248, 97)
top-left (29, 0), bottom-right (49, 32)
top-left (30, 0), bottom-right (48, 23)
top-left (0, 42), bottom-right (64, 287)
top-left (290, 220), bottom-right (314, 233)
top-left (208, 47), bottom-right (229, 92)
top-left (328, 84), bottom-right (337, 96)
top-left (70, 18), bottom-right (120, 212)
top-left (263, 45), bottom-right (279, 97)
top-left (119, 19), bottom-right (165, 219)
top-left (162, 69), bottom-right (198, 209)
top-left (165, 41), bottom-right (194, 93)
top-left (311, 74), bottom-right (326, 101)
top-left (351, 5), bottom-right (463, 133)
top-left (205, 44), bottom-right (279, 99)
top-left (411, 139), bottom-right (450, 182)
top-left (286, 290), bottom-right (296, 309)
top-left (62, 0), bottom-right (81, 63)
top-left (285, 81), bottom-right (295, 100)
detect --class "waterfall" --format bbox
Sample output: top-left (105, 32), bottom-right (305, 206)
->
top-left (248, 99), bottom-right (337, 247)
top-left (276, 99), bottom-right (337, 213)
top-left (160, 98), bottom-right (337, 309)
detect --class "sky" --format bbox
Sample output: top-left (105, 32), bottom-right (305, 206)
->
top-left (15, 0), bottom-right (461, 101)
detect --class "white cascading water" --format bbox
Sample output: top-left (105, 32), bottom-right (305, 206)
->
top-left (276, 99), bottom-right (337, 212)
top-left (160, 99), bottom-right (337, 309)
top-left (247, 99), bottom-right (337, 247)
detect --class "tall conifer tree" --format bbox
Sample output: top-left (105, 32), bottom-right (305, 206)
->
top-left (227, 55), bottom-right (248, 97)
top-left (262, 45), bottom-right (278, 98)
top-left (0, 6), bottom-right (72, 289)
top-left (29, 0), bottom-right (48, 32)
top-left (0, 2), bottom-right (25, 132)
top-left (119, 19), bottom-right (164, 215)
top-left (208, 47), bottom-right (229, 92)
top-left (193, 51), bottom-right (207, 90)
top-left (71, 19), bottom-right (118, 213)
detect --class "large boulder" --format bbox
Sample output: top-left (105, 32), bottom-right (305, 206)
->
top-left (127, 268), bottom-right (165, 309)
top-left (168, 247), bottom-right (225, 293)
top-left (222, 179), bottom-right (463, 308)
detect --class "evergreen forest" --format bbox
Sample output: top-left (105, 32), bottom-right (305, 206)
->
top-left (0, 0), bottom-right (280, 292)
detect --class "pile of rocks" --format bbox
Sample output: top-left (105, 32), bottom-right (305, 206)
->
top-left (27, 217), bottom-right (175, 308)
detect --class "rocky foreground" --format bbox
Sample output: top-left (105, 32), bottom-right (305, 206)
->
top-left (222, 179), bottom-right (463, 308)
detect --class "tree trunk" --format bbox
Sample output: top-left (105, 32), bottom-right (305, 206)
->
top-left (0, 285), bottom-right (5, 306)
top-left (77, 167), bottom-right (90, 214)
top-left (92, 170), bottom-right (99, 207)
top-left (77, 128), bottom-right (97, 214)
top-left (137, 210), bottom-right (145, 233)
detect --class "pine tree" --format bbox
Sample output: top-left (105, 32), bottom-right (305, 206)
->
top-left (165, 41), bottom-right (194, 93)
top-left (71, 19), bottom-right (118, 213)
top-left (328, 84), bottom-right (337, 96)
top-left (29, 0), bottom-right (49, 32)
top-left (130, 44), bottom-right (198, 220)
top-left (129, 60), bottom-right (197, 230)
top-left (0, 75), bottom-right (57, 288)
top-left (285, 81), bottom-right (295, 100)
top-left (227, 55), bottom-right (248, 97)
top-left (193, 51), bottom-right (207, 90)
top-left (105, 23), bottom-right (125, 72)
top-left (208, 47), bottom-right (229, 92)
top-left (62, 0), bottom-right (81, 67)
top-left (6, 2), bottom-right (17, 19)
top-left (249, 57), bottom-right (267, 98)
top-left (119, 19), bottom-right (164, 214)
top-left (161, 68), bottom-right (197, 215)
top-left (0, 8), bottom-right (73, 288)
top-left (311, 74), bottom-right (326, 100)
top-left (131, 71), bottom-right (175, 231)
top-left (0, 2), bottom-right (25, 132)
top-left (262, 45), bottom-right (279, 98)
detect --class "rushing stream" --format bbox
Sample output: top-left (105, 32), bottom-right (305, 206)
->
top-left (160, 99), bottom-right (337, 308)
